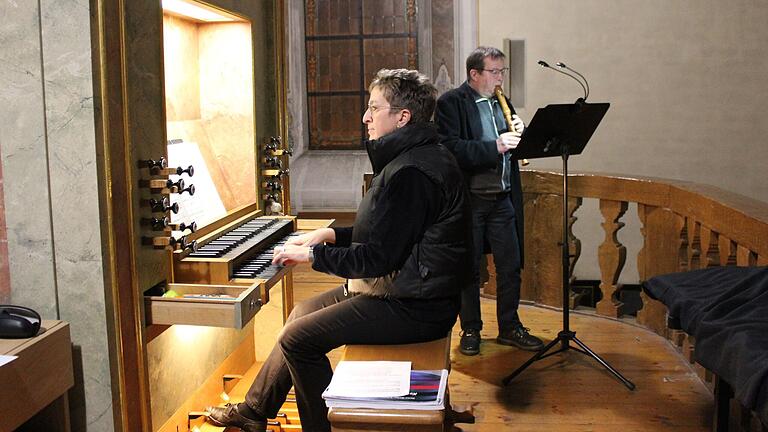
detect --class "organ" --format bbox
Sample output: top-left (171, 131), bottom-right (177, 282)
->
top-left (92, 0), bottom-right (315, 430)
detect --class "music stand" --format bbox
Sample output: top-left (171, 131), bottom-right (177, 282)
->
top-left (501, 102), bottom-right (636, 391)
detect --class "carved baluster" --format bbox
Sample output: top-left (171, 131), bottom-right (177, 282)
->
top-left (699, 227), bottom-right (719, 268)
top-left (525, 193), bottom-right (568, 307)
top-left (678, 218), bottom-right (689, 272)
top-left (718, 235), bottom-right (736, 266)
top-left (595, 200), bottom-right (627, 317)
top-left (683, 334), bottom-right (696, 364)
top-left (636, 205), bottom-right (686, 335)
top-left (520, 192), bottom-right (538, 301)
top-left (687, 219), bottom-right (702, 270)
top-left (735, 245), bottom-right (756, 267)
top-left (482, 255), bottom-right (497, 297)
top-left (567, 196), bottom-right (583, 287)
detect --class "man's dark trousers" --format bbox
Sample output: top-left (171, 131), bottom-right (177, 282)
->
top-left (461, 193), bottom-right (522, 332)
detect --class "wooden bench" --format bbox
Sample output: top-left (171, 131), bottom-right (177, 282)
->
top-left (327, 336), bottom-right (453, 432)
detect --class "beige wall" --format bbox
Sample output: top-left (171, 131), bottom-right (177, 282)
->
top-left (479, 0), bottom-right (768, 203)
top-left (479, 0), bottom-right (768, 282)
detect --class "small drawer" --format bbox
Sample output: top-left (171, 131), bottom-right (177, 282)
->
top-left (145, 282), bottom-right (262, 328)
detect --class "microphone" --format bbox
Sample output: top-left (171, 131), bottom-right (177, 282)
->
top-left (556, 62), bottom-right (589, 101)
top-left (537, 60), bottom-right (587, 103)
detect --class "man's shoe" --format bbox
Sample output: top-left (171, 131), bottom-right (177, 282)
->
top-left (497, 325), bottom-right (544, 351)
top-left (206, 403), bottom-right (267, 432)
top-left (459, 329), bottom-right (481, 356)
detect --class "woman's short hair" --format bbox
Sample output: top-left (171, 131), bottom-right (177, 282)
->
top-left (369, 69), bottom-right (437, 124)
top-left (466, 46), bottom-right (505, 78)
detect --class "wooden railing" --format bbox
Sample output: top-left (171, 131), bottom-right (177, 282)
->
top-left (516, 170), bottom-right (768, 430)
top-left (518, 170), bottom-right (768, 337)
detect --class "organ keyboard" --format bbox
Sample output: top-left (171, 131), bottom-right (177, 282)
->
top-left (173, 212), bottom-right (297, 287)
top-left (231, 232), bottom-right (299, 282)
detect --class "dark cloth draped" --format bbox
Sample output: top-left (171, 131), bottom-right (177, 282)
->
top-left (644, 266), bottom-right (768, 425)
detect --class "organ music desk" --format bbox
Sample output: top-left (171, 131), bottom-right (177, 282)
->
top-left (0, 320), bottom-right (74, 432)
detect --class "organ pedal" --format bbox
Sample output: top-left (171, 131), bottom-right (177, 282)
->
top-left (222, 374), bottom-right (243, 396)
top-left (187, 411), bottom-right (208, 430)
top-left (273, 412), bottom-right (301, 425)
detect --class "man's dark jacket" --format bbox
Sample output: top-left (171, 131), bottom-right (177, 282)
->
top-left (313, 122), bottom-right (473, 299)
top-left (434, 82), bottom-right (525, 264)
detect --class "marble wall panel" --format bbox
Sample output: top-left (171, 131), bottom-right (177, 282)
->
top-left (286, 0), bottom-right (309, 159)
top-left (0, 0), bottom-right (58, 316)
top-left (0, 154), bottom-right (9, 304)
top-left (40, 0), bottom-right (113, 430)
top-left (431, 0), bottom-right (455, 88)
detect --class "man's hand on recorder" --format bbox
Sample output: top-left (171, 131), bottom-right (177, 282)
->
top-left (511, 114), bottom-right (525, 134)
top-left (496, 131), bottom-right (521, 154)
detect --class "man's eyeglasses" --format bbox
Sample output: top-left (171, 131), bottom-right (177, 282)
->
top-left (366, 104), bottom-right (405, 114)
top-left (482, 68), bottom-right (509, 76)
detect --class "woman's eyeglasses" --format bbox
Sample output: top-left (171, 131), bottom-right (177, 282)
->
top-left (366, 104), bottom-right (405, 114)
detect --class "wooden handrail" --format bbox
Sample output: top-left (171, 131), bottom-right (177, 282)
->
top-left (518, 169), bottom-right (768, 335)
top-left (522, 170), bottom-right (768, 254)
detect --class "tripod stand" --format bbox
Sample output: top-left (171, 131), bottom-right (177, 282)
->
top-left (500, 103), bottom-right (635, 391)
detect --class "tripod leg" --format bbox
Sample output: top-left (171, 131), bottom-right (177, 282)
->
top-left (501, 335), bottom-right (563, 386)
top-left (571, 335), bottom-right (635, 390)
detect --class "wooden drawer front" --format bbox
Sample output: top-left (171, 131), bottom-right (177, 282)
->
top-left (145, 282), bottom-right (262, 328)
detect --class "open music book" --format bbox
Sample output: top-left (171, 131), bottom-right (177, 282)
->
top-left (323, 361), bottom-right (448, 410)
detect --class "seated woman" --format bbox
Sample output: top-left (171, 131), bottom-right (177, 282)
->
top-left (207, 68), bottom-right (472, 432)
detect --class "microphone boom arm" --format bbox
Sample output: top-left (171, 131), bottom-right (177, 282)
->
top-left (556, 62), bottom-right (589, 100)
top-left (538, 60), bottom-right (587, 102)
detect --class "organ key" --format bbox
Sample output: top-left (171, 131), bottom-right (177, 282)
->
top-left (173, 214), bottom-right (297, 286)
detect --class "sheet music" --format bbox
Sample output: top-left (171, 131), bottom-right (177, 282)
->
top-left (167, 140), bottom-right (227, 228)
top-left (0, 355), bottom-right (17, 368)
top-left (323, 361), bottom-right (411, 399)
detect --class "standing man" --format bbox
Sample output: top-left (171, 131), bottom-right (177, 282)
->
top-left (435, 46), bottom-right (543, 356)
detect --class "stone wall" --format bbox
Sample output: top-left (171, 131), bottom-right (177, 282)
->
top-left (0, 0), bottom-right (112, 430)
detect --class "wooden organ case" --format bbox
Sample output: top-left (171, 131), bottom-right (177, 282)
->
top-left (93, 0), bottom-right (312, 430)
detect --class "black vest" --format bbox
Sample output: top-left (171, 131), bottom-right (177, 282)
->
top-left (351, 124), bottom-right (472, 299)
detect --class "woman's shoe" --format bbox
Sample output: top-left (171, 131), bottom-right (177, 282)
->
top-left (206, 403), bottom-right (267, 432)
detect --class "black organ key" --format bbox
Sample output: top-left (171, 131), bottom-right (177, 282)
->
top-left (231, 231), bottom-right (303, 279)
top-left (188, 217), bottom-right (292, 260)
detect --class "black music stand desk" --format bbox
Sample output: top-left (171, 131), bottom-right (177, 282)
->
top-left (502, 102), bottom-right (636, 391)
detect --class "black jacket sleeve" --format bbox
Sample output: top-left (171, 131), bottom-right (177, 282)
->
top-left (434, 91), bottom-right (498, 171)
top-left (332, 227), bottom-right (353, 247)
top-left (311, 168), bottom-right (441, 279)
